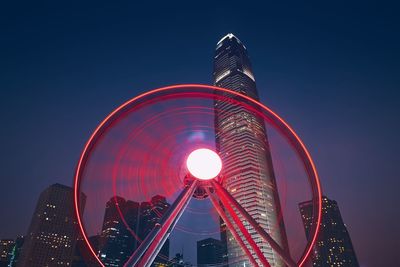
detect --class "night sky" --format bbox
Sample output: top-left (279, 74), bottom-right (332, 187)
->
top-left (1, 1), bottom-right (399, 266)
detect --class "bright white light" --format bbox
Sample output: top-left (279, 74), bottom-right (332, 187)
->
top-left (186, 148), bottom-right (222, 180)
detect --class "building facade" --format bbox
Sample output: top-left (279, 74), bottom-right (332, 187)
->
top-left (72, 235), bottom-right (99, 267)
top-left (197, 238), bottom-right (225, 267)
top-left (299, 196), bottom-right (359, 267)
top-left (0, 239), bottom-right (15, 267)
top-left (17, 184), bottom-right (85, 267)
top-left (213, 33), bottom-right (288, 266)
top-left (8, 236), bottom-right (24, 267)
top-left (139, 195), bottom-right (170, 267)
top-left (98, 195), bottom-right (170, 267)
top-left (99, 197), bottom-right (139, 266)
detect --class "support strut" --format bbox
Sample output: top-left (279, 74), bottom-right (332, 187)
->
top-left (216, 188), bottom-right (272, 267)
top-left (212, 180), bottom-right (297, 267)
top-left (206, 187), bottom-right (260, 267)
top-left (125, 179), bottom-right (198, 267)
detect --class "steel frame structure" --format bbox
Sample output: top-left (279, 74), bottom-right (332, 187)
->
top-left (122, 176), bottom-right (304, 267)
top-left (73, 84), bottom-right (323, 267)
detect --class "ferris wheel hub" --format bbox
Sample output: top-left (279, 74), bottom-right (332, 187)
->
top-left (186, 148), bottom-right (222, 180)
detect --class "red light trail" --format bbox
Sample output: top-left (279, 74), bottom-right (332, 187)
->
top-left (73, 84), bottom-right (322, 267)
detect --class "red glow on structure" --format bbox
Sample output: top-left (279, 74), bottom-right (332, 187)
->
top-left (218, 189), bottom-right (272, 267)
top-left (207, 187), bottom-right (261, 267)
top-left (73, 84), bottom-right (322, 267)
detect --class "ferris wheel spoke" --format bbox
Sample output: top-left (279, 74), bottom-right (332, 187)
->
top-left (205, 187), bottom-right (260, 267)
top-left (124, 179), bottom-right (198, 267)
top-left (210, 187), bottom-right (272, 267)
top-left (212, 180), bottom-right (297, 267)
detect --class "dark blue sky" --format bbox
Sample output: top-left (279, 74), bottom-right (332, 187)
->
top-left (1, 1), bottom-right (399, 266)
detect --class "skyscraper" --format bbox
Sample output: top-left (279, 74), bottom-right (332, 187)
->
top-left (197, 238), bottom-right (225, 267)
top-left (99, 197), bottom-right (140, 266)
top-left (17, 183), bottom-right (86, 267)
top-left (139, 195), bottom-right (171, 267)
top-left (299, 196), bottom-right (359, 267)
top-left (0, 239), bottom-right (14, 267)
top-left (213, 33), bottom-right (288, 266)
top-left (98, 195), bottom-right (170, 267)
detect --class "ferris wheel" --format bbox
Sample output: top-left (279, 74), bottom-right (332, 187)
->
top-left (73, 84), bottom-right (322, 267)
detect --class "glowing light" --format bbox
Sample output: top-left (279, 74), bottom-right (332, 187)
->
top-left (74, 84), bottom-right (322, 267)
top-left (186, 148), bottom-right (222, 180)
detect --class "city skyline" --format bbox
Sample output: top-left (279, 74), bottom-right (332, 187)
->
top-left (2, 179), bottom-right (358, 266)
top-left (1, 1), bottom-right (399, 266)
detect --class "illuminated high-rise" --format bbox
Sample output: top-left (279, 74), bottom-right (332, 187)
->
top-left (17, 184), bottom-right (85, 267)
top-left (299, 196), bottom-right (359, 267)
top-left (98, 195), bottom-right (170, 267)
top-left (139, 195), bottom-right (170, 267)
top-left (98, 197), bottom-right (139, 266)
top-left (213, 33), bottom-right (288, 266)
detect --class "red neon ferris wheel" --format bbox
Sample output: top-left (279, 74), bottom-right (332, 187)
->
top-left (73, 84), bottom-right (322, 267)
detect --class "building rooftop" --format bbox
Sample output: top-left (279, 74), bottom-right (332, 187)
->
top-left (216, 33), bottom-right (245, 48)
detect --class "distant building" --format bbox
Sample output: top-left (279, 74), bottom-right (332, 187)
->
top-left (299, 196), bottom-right (360, 267)
top-left (98, 195), bottom-right (170, 266)
top-left (0, 239), bottom-right (14, 267)
top-left (17, 183), bottom-right (86, 267)
top-left (169, 253), bottom-right (192, 267)
top-left (139, 195), bottom-right (170, 267)
top-left (72, 235), bottom-right (100, 267)
top-left (197, 238), bottom-right (226, 267)
top-left (8, 236), bottom-right (24, 267)
top-left (218, 219), bottom-right (228, 265)
top-left (99, 197), bottom-right (140, 266)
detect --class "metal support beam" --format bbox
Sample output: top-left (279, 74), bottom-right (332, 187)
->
top-left (216, 188), bottom-right (272, 267)
top-left (212, 180), bottom-right (297, 267)
top-left (125, 179), bottom-right (198, 267)
top-left (205, 187), bottom-right (260, 267)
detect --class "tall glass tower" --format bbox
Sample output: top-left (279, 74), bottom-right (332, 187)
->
top-left (213, 33), bottom-right (288, 267)
top-left (299, 196), bottom-right (360, 267)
